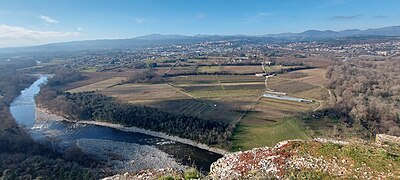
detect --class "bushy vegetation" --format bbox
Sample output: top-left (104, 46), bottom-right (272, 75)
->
top-left (126, 70), bottom-right (166, 84)
top-left (325, 58), bottom-right (400, 136)
top-left (165, 65), bottom-right (313, 77)
top-left (0, 152), bottom-right (101, 180)
top-left (47, 67), bottom-right (84, 86)
top-left (183, 168), bottom-right (201, 179)
top-left (0, 71), bottom-right (38, 154)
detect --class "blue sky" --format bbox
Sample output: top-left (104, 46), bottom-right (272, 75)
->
top-left (0, 0), bottom-right (400, 47)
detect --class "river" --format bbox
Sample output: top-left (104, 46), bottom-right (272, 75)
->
top-left (9, 75), bottom-right (222, 172)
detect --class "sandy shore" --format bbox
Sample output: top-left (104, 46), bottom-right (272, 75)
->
top-left (36, 107), bottom-right (229, 155)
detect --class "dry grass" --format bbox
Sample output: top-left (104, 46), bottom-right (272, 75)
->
top-left (241, 98), bottom-right (316, 126)
top-left (280, 68), bottom-right (328, 86)
top-left (220, 66), bottom-right (263, 73)
top-left (68, 77), bottom-right (126, 93)
top-left (277, 71), bottom-right (308, 79)
top-left (56, 71), bottom-right (138, 91)
top-left (152, 67), bottom-right (171, 75)
top-left (268, 80), bottom-right (317, 94)
top-left (165, 66), bottom-right (196, 75)
top-left (268, 68), bottom-right (330, 101)
top-left (101, 83), bottom-right (189, 103)
top-left (293, 87), bottom-right (329, 100)
top-left (197, 66), bottom-right (221, 73)
top-left (143, 99), bottom-right (242, 123)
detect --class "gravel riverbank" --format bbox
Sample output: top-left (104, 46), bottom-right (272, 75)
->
top-left (76, 139), bottom-right (186, 173)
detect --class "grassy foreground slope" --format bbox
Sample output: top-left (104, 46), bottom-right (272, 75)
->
top-left (232, 119), bottom-right (311, 151)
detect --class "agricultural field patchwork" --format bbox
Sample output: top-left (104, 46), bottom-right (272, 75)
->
top-left (56, 67), bottom-right (329, 151)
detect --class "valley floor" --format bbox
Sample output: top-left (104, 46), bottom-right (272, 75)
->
top-left (53, 67), bottom-right (332, 151)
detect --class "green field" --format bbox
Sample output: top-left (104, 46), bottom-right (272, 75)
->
top-left (197, 66), bottom-right (221, 73)
top-left (232, 118), bottom-right (311, 151)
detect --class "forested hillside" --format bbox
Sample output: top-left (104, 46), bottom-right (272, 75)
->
top-left (326, 58), bottom-right (400, 136)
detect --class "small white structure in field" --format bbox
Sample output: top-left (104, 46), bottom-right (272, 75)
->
top-left (255, 73), bottom-right (275, 77)
top-left (255, 73), bottom-right (267, 77)
top-left (263, 93), bottom-right (314, 103)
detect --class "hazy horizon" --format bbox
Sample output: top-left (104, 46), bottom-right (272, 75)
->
top-left (1, 0), bottom-right (400, 48)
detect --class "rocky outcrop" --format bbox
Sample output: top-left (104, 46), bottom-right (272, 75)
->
top-left (209, 140), bottom-right (345, 179)
top-left (103, 137), bottom-right (400, 179)
top-left (376, 134), bottom-right (400, 145)
top-left (209, 139), bottom-right (400, 179)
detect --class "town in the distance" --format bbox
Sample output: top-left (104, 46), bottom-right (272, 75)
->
top-left (1, 1), bottom-right (400, 179)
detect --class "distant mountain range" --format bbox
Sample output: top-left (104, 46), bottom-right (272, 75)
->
top-left (1, 25), bottom-right (400, 54)
top-left (266, 25), bottom-right (400, 39)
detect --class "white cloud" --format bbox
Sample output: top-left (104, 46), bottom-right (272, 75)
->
top-left (255, 12), bottom-right (271, 18)
top-left (134, 17), bottom-right (145, 24)
top-left (0, 24), bottom-right (80, 47)
top-left (77, 27), bottom-right (83, 31)
top-left (0, 24), bottom-right (78, 38)
top-left (133, 17), bottom-right (154, 24)
top-left (196, 13), bottom-right (207, 19)
top-left (39, 15), bottom-right (59, 24)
